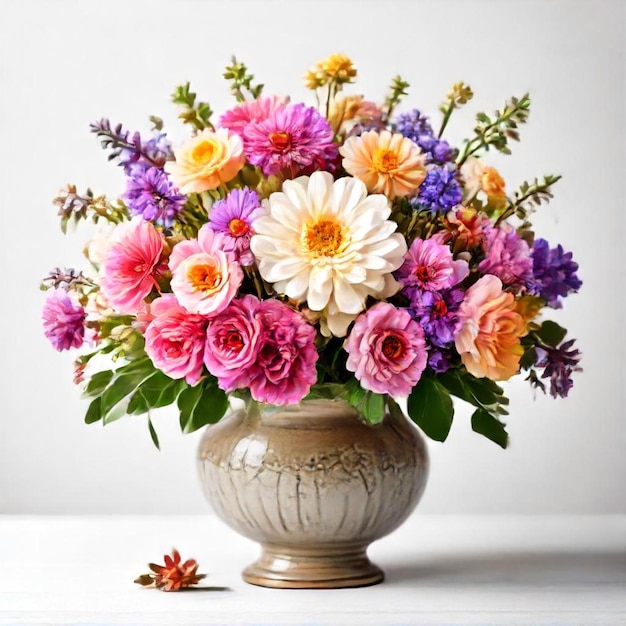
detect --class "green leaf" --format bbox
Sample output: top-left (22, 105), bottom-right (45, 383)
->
top-left (83, 370), bottom-right (114, 397)
top-left (407, 376), bottom-right (454, 442)
top-left (344, 379), bottom-right (386, 424)
top-left (100, 360), bottom-right (156, 424)
top-left (177, 378), bottom-right (228, 434)
top-left (127, 372), bottom-right (185, 415)
top-left (84, 396), bottom-right (103, 424)
top-left (148, 417), bottom-right (160, 450)
top-left (535, 320), bottom-right (567, 347)
top-left (471, 408), bottom-right (509, 449)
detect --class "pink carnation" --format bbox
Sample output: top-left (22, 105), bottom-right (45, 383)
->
top-left (42, 289), bottom-right (86, 351)
top-left (345, 302), bottom-right (428, 397)
top-left (144, 294), bottom-right (208, 385)
top-left (396, 234), bottom-right (469, 292)
top-left (169, 225), bottom-right (243, 316)
top-left (219, 95), bottom-right (288, 137)
top-left (247, 300), bottom-right (318, 405)
top-left (204, 295), bottom-right (264, 392)
top-left (100, 217), bottom-right (164, 314)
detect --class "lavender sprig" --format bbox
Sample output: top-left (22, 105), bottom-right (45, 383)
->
top-left (41, 267), bottom-right (97, 292)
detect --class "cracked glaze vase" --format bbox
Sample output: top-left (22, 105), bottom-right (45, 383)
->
top-left (197, 398), bottom-right (429, 589)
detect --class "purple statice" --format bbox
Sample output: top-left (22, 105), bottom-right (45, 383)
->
top-left (123, 166), bottom-right (186, 227)
top-left (533, 339), bottom-right (582, 398)
top-left (395, 109), bottom-right (454, 164)
top-left (531, 238), bottom-right (582, 308)
top-left (405, 287), bottom-right (465, 349)
top-left (428, 347), bottom-right (457, 373)
top-left (243, 103), bottom-right (338, 176)
top-left (42, 289), bottom-right (86, 351)
top-left (478, 223), bottom-right (534, 293)
top-left (411, 165), bottom-right (463, 214)
top-left (208, 187), bottom-right (262, 265)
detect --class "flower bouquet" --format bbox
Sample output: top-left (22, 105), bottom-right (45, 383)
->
top-left (42, 53), bottom-right (582, 450)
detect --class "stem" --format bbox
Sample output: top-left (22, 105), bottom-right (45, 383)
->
top-left (437, 105), bottom-right (453, 138)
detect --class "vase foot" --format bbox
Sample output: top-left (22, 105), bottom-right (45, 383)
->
top-left (242, 543), bottom-right (384, 589)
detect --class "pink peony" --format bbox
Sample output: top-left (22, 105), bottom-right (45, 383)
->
top-left (144, 294), bottom-right (208, 385)
top-left (396, 233), bottom-right (469, 292)
top-left (247, 300), bottom-right (318, 405)
top-left (169, 225), bottom-right (243, 316)
top-left (219, 95), bottom-right (288, 137)
top-left (100, 217), bottom-right (164, 314)
top-left (42, 289), bottom-right (86, 351)
top-left (454, 274), bottom-right (526, 381)
top-left (344, 302), bottom-right (428, 397)
top-left (204, 295), bottom-right (264, 392)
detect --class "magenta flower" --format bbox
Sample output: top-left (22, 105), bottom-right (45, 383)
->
top-left (345, 302), bottom-right (428, 397)
top-left (219, 95), bottom-right (288, 137)
top-left (204, 295), bottom-right (264, 392)
top-left (144, 294), bottom-right (208, 385)
top-left (100, 217), bottom-right (164, 314)
top-left (247, 300), bottom-right (318, 405)
top-left (208, 188), bottom-right (262, 265)
top-left (169, 225), bottom-right (243, 316)
top-left (243, 102), bottom-right (338, 176)
top-left (478, 223), bottom-right (534, 293)
top-left (42, 289), bottom-right (86, 351)
top-left (395, 234), bottom-right (469, 292)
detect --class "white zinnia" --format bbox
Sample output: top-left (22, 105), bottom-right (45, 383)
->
top-left (250, 171), bottom-right (407, 337)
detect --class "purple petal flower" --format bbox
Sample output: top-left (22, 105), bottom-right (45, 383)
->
top-left (42, 290), bottom-right (86, 351)
top-left (396, 109), bottom-right (455, 164)
top-left (534, 338), bottom-right (582, 398)
top-left (209, 188), bottom-right (262, 265)
top-left (123, 167), bottom-right (186, 227)
top-left (531, 238), bottom-right (582, 308)
top-left (412, 165), bottom-right (463, 214)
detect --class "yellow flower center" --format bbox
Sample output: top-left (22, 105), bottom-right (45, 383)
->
top-left (228, 218), bottom-right (249, 237)
top-left (191, 140), bottom-right (217, 165)
top-left (374, 149), bottom-right (399, 173)
top-left (269, 131), bottom-right (292, 152)
top-left (305, 219), bottom-right (343, 257)
top-left (188, 263), bottom-right (221, 291)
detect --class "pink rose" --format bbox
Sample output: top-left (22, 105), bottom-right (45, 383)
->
top-left (204, 295), bottom-right (264, 392)
top-left (345, 302), bottom-right (428, 397)
top-left (144, 294), bottom-right (208, 385)
top-left (247, 300), bottom-right (318, 406)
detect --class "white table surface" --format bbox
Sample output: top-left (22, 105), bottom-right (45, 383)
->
top-left (0, 515), bottom-right (624, 625)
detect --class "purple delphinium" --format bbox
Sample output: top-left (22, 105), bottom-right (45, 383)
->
top-left (243, 103), bottom-right (338, 176)
top-left (123, 167), bottom-right (186, 227)
top-left (411, 165), bottom-right (463, 214)
top-left (120, 133), bottom-right (173, 176)
top-left (405, 287), bottom-right (465, 349)
top-left (209, 187), bottom-right (262, 265)
top-left (533, 339), bottom-right (582, 398)
top-left (478, 224), bottom-right (535, 293)
top-left (531, 238), bottom-right (582, 308)
top-left (42, 289), bottom-right (86, 351)
top-left (395, 109), bottom-right (454, 164)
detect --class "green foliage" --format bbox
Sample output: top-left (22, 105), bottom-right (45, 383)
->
top-left (534, 320), bottom-right (568, 347)
top-left (407, 375), bottom-right (454, 442)
top-left (500, 174), bottom-right (562, 224)
top-left (171, 82), bottom-right (214, 132)
top-left (471, 408), bottom-right (508, 449)
top-left (457, 94), bottom-right (531, 166)
top-left (177, 377), bottom-right (228, 433)
top-left (223, 57), bottom-right (264, 102)
top-left (343, 379), bottom-right (386, 424)
top-left (438, 82), bottom-right (474, 137)
top-left (383, 75), bottom-right (410, 121)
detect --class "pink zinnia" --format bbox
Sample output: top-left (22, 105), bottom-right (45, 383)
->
top-left (242, 102), bottom-right (338, 176)
top-left (204, 295), bottom-right (264, 392)
top-left (42, 289), bottom-right (86, 351)
top-left (396, 234), bottom-right (469, 292)
top-left (478, 223), bottom-right (533, 293)
top-left (100, 217), bottom-right (163, 314)
top-left (219, 95), bottom-right (288, 137)
top-left (345, 302), bottom-right (428, 397)
top-left (247, 300), bottom-right (318, 405)
top-left (144, 294), bottom-right (208, 385)
top-left (169, 225), bottom-right (243, 316)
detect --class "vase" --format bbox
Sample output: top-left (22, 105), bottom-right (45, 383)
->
top-left (197, 398), bottom-right (429, 589)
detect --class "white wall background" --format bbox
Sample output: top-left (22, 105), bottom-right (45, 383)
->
top-left (0, 0), bottom-right (623, 515)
